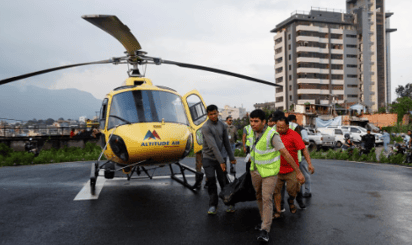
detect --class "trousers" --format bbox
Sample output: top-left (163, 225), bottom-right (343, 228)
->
top-left (203, 157), bottom-right (228, 207)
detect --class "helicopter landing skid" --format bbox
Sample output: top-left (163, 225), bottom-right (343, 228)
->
top-left (169, 162), bottom-right (204, 191)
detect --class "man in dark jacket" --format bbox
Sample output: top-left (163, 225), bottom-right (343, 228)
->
top-left (361, 129), bottom-right (375, 154)
top-left (202, 105), bottom-right (236, 214)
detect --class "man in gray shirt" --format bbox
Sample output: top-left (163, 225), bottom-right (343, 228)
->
top-left (202, 105), bottom-right (236, 214)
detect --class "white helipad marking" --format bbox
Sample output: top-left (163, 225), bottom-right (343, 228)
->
top-left (74, 170), bottom-right (106, 201)
top-left (74, 173), bottom-right (199, 201)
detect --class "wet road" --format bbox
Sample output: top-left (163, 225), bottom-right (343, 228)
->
top-left (0, 158), bottom-right (411, 245)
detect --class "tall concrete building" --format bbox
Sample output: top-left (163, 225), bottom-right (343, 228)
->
top-left (271, 0), bottom-right (395, 112)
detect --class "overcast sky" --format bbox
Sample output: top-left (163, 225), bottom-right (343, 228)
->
top-left (1, 0), bottom-right (410, 113)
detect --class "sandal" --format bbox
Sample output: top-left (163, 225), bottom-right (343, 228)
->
top-left (273, 211), bottom-right (284, 219)
top-left (288, 199), bottom-right (297, 214)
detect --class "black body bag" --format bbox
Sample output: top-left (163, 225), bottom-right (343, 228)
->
top-left (219, 171), bottom-right (256, 206)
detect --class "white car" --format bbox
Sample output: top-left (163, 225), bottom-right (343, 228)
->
top-left (333, 126), bottom-right (382, 145)
top-left (317, 127), bottom-right (349, 148)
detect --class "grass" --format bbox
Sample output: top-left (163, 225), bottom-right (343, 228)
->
top-left (0, 142), bottom-right (105, 167)
top-left (310, 147), bottom-right (412, 166)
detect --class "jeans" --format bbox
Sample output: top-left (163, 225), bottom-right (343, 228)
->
top-left (203, 157), bottom-right (228, 207)
top-left (299, 159), bottom-right (311, 194)
top-left (383, 142), bottom-right (388, 153)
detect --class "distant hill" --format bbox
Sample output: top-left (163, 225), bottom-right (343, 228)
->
top-left (0, 85), bottom-right (102, 121)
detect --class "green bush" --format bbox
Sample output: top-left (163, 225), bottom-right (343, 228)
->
top-left (0, 143), bottom-right (13, 157)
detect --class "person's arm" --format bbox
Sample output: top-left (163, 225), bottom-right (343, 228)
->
top-left (272, 134), bottom-right (305, 183)
top-left (242, 129), bottom-right (247, 152)
top-left (302, 147), bottom-right (314, 174)
top-left (279, 148), bottom-right (305, 183)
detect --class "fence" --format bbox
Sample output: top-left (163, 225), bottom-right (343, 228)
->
top-left (0, 126), bottom-right (92, 137)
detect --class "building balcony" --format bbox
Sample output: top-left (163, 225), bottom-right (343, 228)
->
top-left (297, 78), bottom-right (329, 84)
top-left (298, 99), bottom-right (315, 105)
top-left (331, 70), bottom-right (344, 74)
top-left (296, 25), bottom-right (329, 33)
top-left (296, 36), bottom-right (329, 44)
top-left (297, 57), bottom-right (330, 64)
top-left (297, 46), bottom-right (329, 54)
top-left (330, 49), bottom-right (344, 54)
top-left (330, 39), bottom-right (344, 44)
top-left (331, 59), bottom-right (344, 64)
top-left (297, 67), bottom-right (329, 74)
top-left (331, 80), bottom-right (344, 85)
top-left (297, 89), bottom-right (331, 95)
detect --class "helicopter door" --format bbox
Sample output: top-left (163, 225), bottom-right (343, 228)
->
top-left (182, 90), bottom-right (207, 154)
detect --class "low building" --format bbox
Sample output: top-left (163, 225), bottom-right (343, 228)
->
top-left (220, 105), bottom-right (247, 120)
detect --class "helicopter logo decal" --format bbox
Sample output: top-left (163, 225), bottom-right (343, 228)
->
top-left (143, 130), bottom-right (161, 141)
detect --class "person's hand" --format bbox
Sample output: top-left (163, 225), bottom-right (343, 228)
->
top-left (220, 163), bottom-right (226, 172)
top-left (231, 159), bottom-right (237, 165)
top-left (296, 171), bottom-right (305, 184)
top-left (308, 164), bottom-right (315, 174)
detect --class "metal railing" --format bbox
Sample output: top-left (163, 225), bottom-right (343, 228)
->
top-left (0, 126), bottom-right (93, 137)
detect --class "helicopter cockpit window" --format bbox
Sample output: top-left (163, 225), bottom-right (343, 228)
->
top-left (186, 94), bottom-right (207, 126)
top-left (107, 90), bottom-right (188, 129)
top-left (99, 98), bottom-right (108, 129)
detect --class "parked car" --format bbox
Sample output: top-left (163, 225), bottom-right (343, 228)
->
top-left (326, 125), bottom-right (383, 145)
top-left (317, 127), bottom-right (349, 148)
top-left (306, 128), bottom-right (335, 150)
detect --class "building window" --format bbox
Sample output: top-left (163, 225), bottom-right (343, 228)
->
top-left (346, 54), bottom-right (357, 58)
top-left (347, 64), bottom-right (357, 68)
top-left (276, 96), bottom-right (284, 103)
top-left (347, 84), bottom-right (358, 88)
top-left (348, 94), bottom-right (358, 98)
top-left (290, 95), bottom-right (293, 101)
top-left (275, 37), bottom-right (282, 44)
top-left (289, 75), bottom-right (292, 81)
top-left (288, 44), bottom-right (291, 50)
top-left (276, 77), bottom-right (283, 83)
top-left (289, 65), bottom-right (291, 70)
top-left (346, 34), bottom-right (357, 38)
top-left (346, 44), bottom-right (357, 48)
top-left (289, 54), bottom-right (291, 60)
top-left (347, 74), bottom-right (357, 78)
top-left (289, 85), bottom-right (292, 91)
top-left (288, 34), bottom-right (291, 40)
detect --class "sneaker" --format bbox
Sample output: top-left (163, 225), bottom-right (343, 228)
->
top-left (297, 199), bottom-right (306, 209)
top-left (226, 205), bottom-right (235, 213)
top-left (303, 193), bottom-right (312, 198)
top-left (257, 230), bottom-right (269, 242)
top-left (207, 206), bottom-right (217, 215)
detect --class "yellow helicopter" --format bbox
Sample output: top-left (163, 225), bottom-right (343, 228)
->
top-left (0, 15), bottom-right (280, 193)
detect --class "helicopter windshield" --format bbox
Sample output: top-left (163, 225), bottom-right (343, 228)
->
top-left (107, 90), bottom-right (189, 129)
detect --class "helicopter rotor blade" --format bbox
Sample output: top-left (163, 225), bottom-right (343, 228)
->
top-left (161, 60), bottom-right (280, 87)
top-left (0, 59), bottom-right (113, 86)
top-left (82, 15), bottom-right (142, 56)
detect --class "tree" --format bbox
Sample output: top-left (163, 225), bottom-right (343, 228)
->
top-left (45, 118), bottom-right (55, 125)
top-left (390, 97), bottom-right (412, 122)
top-left (378, 107), bottom-right (386, 114)
top-left (395, 83), bottom-right (412, 98)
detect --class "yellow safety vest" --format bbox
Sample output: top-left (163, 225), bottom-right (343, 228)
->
top-left (250, 127), bottom-right (281, 178)
top-left (245, 125), bottom-right (253, 147)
